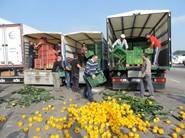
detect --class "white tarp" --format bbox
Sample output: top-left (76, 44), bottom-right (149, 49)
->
top-left (65, 31), bottom-right (103, 46)
top-left (107, 10), bottom-right (170, 39)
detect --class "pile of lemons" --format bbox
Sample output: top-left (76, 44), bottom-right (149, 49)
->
top-left (16, 98), bottom-right (185, 138)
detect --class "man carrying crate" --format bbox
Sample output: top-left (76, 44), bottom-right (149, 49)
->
top-left (83, 55), bottom-right (99, 102)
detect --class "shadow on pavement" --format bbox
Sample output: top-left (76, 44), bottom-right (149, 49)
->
top-left (167, 93), bottom-right (185, 104)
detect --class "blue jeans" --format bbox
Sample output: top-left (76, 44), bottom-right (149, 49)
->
top-left (83, 76), bottom-right (93, 100)
top-left (153, 47), bottom-right (160, 65)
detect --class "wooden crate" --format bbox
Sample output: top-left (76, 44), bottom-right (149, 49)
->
top-left (1, 70), bottom-right (15, 77)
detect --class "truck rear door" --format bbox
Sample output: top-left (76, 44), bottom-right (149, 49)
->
top-left (0, 24), bottom-right (23, 66)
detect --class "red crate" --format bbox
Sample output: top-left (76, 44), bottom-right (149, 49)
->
top-left (34, 59), bottom-right (43, 69)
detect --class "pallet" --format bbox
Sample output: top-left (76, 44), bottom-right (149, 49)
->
top-left (126, 64), bottom-right (142, 67)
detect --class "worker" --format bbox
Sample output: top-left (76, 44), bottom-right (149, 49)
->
top-left (70, 57), bottom-right (82, 92)
top-left (52, 52), bottom-right (64, 72)
top-left (79, 43), bottom-right (88, 66)
top-left (140, 53), bottom-right (154, 97)
top-left (83, 55), bottom-right (99, 102)
top-left (112, 34), bottom-right (129, 50)
top-left (146, 34), bottom-right (161, 66)
top-left (52, 53), bottom-right (64, 89)
top-left (34, 37), bottom-right (48, 49)
top-left (64, 57), bottom-right (72, 88)
top-left (28, 41), bottom-right (35, 69)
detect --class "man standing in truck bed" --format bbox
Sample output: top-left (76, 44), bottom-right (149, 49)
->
top-left (146, 34), bottom-right (161, 66)
top-left (112, 34), bottom-right (129, 50)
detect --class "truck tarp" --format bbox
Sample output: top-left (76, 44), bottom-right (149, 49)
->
top-left (65, 31), bottom-right (104, 46)
top-left (64, 31), bottom-right (105, 58)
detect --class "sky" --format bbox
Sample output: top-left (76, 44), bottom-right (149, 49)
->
top-left (0, 0), bottom-right (185, 52)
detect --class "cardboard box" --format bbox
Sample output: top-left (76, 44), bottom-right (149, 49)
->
top-left (1, 71), bottom-right (15, 77)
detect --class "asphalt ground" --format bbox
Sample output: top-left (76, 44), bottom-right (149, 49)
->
top-left (0, 66), bottom-right (185, 138)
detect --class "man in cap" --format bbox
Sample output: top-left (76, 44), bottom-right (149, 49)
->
top-left (112, 34), bottom-right (129, 50)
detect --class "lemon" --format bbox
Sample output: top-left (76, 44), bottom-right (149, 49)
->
top-left (51, 107), bottom-right (55, 110)
top-left (17, 121), bottom-right (23, 127)
top-left (132, 127), bottom-right (137, 132)
top-left (44, 125), bottom-right (49, 130)
top-left (34, 111), bottom-right (39, 115)
top-left (28, 123), bottom-right (32, 128)
top-left (149, 101), bottom-right (153, 105)
top-left (158, 128), bottom-right (164, 135)
top-left (36, 127), bottom-right (41, 132)
top-left (178, 106), bottom-right (184, 110)
top-left (171, 132), bottom-right (178, 138)
top-left (74, 127), bottom-right (80, 134)
top-left (175, 127), bottom-right (181, 133)
top-left (28, 117), bottom-right (33, 123)
top-left (11, 102), bottom-right (16, 106)
top-left (21, 114), bottom-right (26, 119)
top-left (23, 127), bottom-right (29, 133)
top-left (48, 105), bottom-right (52, 108)
top-left (164, 119), bottom-right (171, 124)
top-left (128, 132), bottom-right (134, 137)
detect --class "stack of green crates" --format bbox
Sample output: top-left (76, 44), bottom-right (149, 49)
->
top-left (85, 50), bottom-right (94, 58)
top-left (87, 72), bottom-right (107, 87)
top-left (125, 47), bottom-right (143, 65)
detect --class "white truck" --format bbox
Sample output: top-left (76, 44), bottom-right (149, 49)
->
top-left (0, 23), bottom-right (40, 83)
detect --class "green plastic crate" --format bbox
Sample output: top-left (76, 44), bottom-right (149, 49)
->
top-left (112, 46), bottom-right (126, 59)
top-left (145, 48), bottom-right (153, 54)
top-left (133, 47), bottom-right (143, 64)
top-left (87, 72), bottom-right (107, 87)
top-left (58, 69), bottom-right (65, 77)
top-left (85, 50), bottom-right (94, 58)
top-left (126, 51), bottom-right (134, 64)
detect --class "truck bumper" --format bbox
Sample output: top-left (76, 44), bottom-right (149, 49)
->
top-left (112, 77), bottom-right (166, 90)
top-left (0, 77), bottom-right (23, 83)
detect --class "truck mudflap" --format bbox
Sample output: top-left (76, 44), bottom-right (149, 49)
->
top-left (0, 77), bottom-right (24, 84)
top-left (112, 77), bottom-right (166, 90)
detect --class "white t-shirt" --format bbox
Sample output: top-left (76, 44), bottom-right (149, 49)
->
top-left (112, 38), bottom-right (129, 49)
